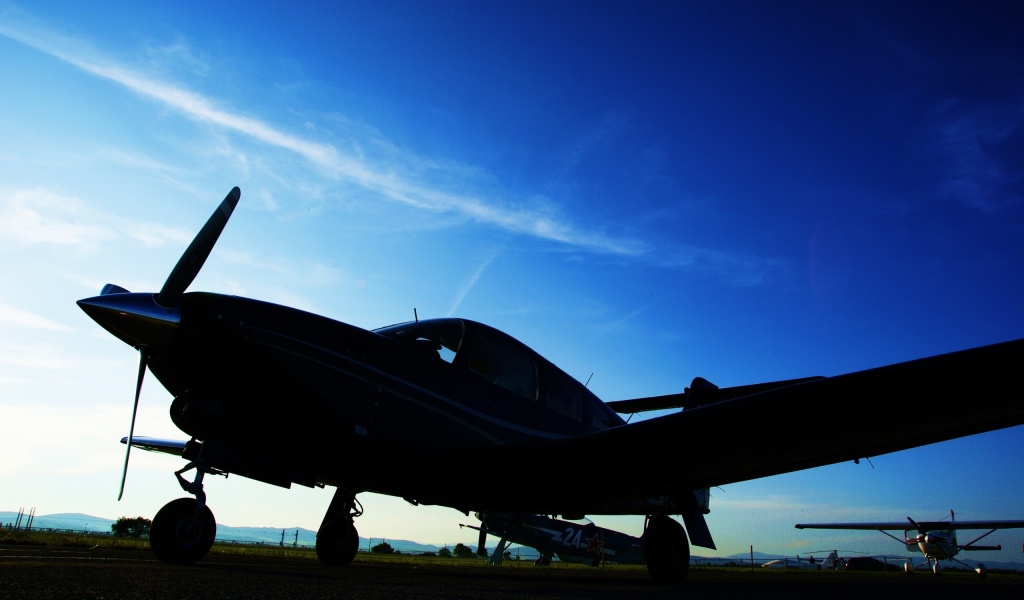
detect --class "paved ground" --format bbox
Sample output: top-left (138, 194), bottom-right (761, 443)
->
top-left (1, 544), bottom-right (1021, 599)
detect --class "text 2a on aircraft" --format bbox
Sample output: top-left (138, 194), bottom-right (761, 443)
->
top-left (79, 186), bottom-right (1024, 584)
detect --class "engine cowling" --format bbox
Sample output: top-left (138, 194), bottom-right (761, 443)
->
top-left (170, 390), bottom-right (235, 439)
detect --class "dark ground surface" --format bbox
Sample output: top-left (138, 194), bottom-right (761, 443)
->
top-left (2, 544), bottom-right (1022, 599)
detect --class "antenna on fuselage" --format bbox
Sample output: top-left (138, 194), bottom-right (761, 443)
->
top-left (414, 308), bottom-right (419, 322)
top-left (584, 373), bottom-right (593, 387)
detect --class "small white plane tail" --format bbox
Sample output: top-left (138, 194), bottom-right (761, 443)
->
top-left (761, 551), bottom-right (841, 570)
top-left (819, 550), bottom-right (841, 570)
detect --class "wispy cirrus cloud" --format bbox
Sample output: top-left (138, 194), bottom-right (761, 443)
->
top-left (0, 188), bottom-right (189, 250)
top-left (0, 304), bottom-right (71, 332)
top-left (447, 246), bottom-right (502, 316)
top-left (0, 18), bottom-right (645, 257)
top-left (926, 101), bottom-right (1024, 213)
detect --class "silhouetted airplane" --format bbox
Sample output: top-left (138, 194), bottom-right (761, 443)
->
top-left (79, 187), bottom-right (1024, 583)
top-left (796, 510), bottom-right (1024, 575)
top-left (462, 512), bottom-right (645, 567)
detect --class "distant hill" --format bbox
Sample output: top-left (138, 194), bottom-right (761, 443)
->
top-left (716, 550), bottom-right (1024, 573)
top-left (0, 511), bottom-right (115, 534)
top-left (0, 511), bottom-right (469, 555)
top-left (211, 523), bottom-right (444, 554)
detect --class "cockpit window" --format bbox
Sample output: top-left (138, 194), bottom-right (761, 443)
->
top-left (467, 334), bottom-right (538, 401)
top-left (375, 319), bottom-right (464, 364)
top-left (542, 365), bottom-right (624, 430)
top-left (585, 391), bottom-right (625, 430)
top-left (546, 373), bottom-right (582, 421)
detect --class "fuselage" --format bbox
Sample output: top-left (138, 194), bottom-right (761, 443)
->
top-left (908, 529), bottom-right (958, 560)
top-left (79, 290), bottom-right (627, 507)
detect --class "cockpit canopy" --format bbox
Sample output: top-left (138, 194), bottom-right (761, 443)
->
top-left (375, 318), bottom-right (464, 363)
top-left (375, 318), bottom-right (624, 432)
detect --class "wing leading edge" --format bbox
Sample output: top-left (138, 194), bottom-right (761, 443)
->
top-left (795, 520), bottom-right (1024, 531)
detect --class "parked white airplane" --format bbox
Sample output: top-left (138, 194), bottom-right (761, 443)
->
top-left (761, 550), bottom-right (841, 570)
top-left (796, 510), bottom-right (1024, 575)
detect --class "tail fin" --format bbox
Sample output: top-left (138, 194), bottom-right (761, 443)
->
top-left (821, 550), bottom-right (842, 570)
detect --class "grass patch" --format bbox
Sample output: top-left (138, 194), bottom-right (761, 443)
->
top-left (0, 529), bottom-right (149, 550)
top-left (0, 529), bottom-right (645, 571)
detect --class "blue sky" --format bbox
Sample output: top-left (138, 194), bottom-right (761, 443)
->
top-left (2, 1), bottom-right (1023, 560)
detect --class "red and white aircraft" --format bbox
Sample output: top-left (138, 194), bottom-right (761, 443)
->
top-left (796, 510), bottom-right (1024, 575)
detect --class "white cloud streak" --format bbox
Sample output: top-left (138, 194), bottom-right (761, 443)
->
top-left (0, 304), bottom-right (71, 332)
top-left (447, 248), bottom-right (501, 316)
top-left (0, 188), bottom-right (190, 250)
top-left (0, 20), bottom-right (645, 257)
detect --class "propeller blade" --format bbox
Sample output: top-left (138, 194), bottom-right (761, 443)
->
top-left (907, 516), bottom-right (925, 534)
top-left (156, 187), bottom-right (241, 308)
top-left (477, 525), bottom-right (488, 557)
top-left (118, 346), bottom-right (148, 501)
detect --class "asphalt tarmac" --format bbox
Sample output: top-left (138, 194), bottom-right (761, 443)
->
top-left (2, 544), bottom-right (1021, 599)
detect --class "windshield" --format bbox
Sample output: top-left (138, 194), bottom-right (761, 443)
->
top-left (375, 319), bottom-right (465, 363)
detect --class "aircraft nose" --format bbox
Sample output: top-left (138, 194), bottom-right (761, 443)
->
top-left (78, 291), bottom-right (181, 351)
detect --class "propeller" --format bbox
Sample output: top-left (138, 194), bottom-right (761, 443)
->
top-left (111, 186), bottom-right (241, 499)
top-left (157, 186), bottom-right (240, 307)
top-left (118, 346), bottom-right (148, 500)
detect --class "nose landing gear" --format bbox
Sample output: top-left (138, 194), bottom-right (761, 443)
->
top-left (149, 462), bottom-right (222, 564)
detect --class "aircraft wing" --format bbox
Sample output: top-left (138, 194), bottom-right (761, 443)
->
top-left (796, 522), bottom-right (924, 531)
top-left (606, 376), bottom-right (825, 413)
top-left (435, 337), bottom-right (1024, 515)
top-left (796, 520), bottom-right (1024, 531)
top-left (119, 436), bottom-right (188, 456)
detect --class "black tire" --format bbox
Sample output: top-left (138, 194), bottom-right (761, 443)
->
top-left (316, 519), bottom-right (359, 566)
top-left (643, 515), bottom-right (690, 583)
top-left (150, 498), bottom-right (216, 564)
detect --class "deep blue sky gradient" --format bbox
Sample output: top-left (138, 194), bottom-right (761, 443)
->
top-left (1, 1), bottom-right (1022, 558)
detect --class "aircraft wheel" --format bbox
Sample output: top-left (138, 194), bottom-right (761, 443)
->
top-left (932, 562), bottom-right (941, 575)
top-left (316, 519), bottom-right (359, 566)
top-left (643, 515), bottom-right (690, 583)
top-left (149, 497), bottom-right (216, 564)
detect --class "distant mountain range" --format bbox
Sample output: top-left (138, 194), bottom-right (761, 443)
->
top-left (717, 550), bottom-right (1024, 573)
top-left (4, 511), bottom-right (1022, 571)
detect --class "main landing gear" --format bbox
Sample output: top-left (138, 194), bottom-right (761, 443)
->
top-left (643, 514), bottom-right (690, 584)
top-left (316, 488), bottom-right (362, 566)
top-left (150, 463), bottom-right (220, 564)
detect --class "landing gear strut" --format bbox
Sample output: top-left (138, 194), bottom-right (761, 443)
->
top-left (643, 514), bottom-right (690, 583)
top-left (316, 488), bottom-right (362, 566)
top-left (150, 463), bottom-right (219, 564)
